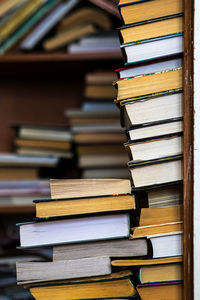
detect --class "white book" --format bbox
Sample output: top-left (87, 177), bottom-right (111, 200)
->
top-left (123, 93), bottom-right (183, 127)
top-left (117, 58), bottom-right (182, 79)
top-left (19, 214), bottom-right (130, 248)
top-left (72, 123), bottom-right (122, 133)
top-left (149, 233), bottom-right (182, 258)
top-left (20, 0), bottom-right (78, 50)
top-left (19, 126), bottom-right (72, 141)
top-left (122, 35), bottom-right (183, 64)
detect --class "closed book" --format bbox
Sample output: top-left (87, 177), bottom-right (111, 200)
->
top-left (74, 132), bottom-right (126, 144)
top-left (0, 0), bottom-right (24, 17)
top-left (53, 238), bottom-right (147, 261)
top-left (118, 0), bottom-right (183, 25)
top-left (50, 179), bottom-right (131, 199)
top-left (122, 35), bottom-right (183, 65)
top-left (85, 84), bottom-right (117, 100)
top-left (114, 68), bottom-right (182, 102)
top-left (0, 167), bottom-right (38, 180)
top-left (16, 257), bottom-right (111, 285)
top-left (27, 270), bottom-right (137, 300)
top-left (34, 194), bottom-right (135, 219)
top-left (128, 155), bottom-right (183, 189)
top-left (0, 154), bottom-right (58, 167)
top-left (125, 133), bottom-right (182, 161)
top-left (15, 138), bottom-right (71, 150)
top-left (136, 282), bottom-right (183, 300)
top-left (111, 256), bottom-right (183, 267)
top-left (18, 213), bottom-right (130, 248)
top-left (119, 15), bottom-right (183, 45)
top-left (149, 233), bottom-right (182, 258)
top-left (79, 153), bottom-right (129, 168)
top-left (82, 168), bottom-right (130, 179)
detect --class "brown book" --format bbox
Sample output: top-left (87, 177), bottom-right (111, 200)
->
top-left (50, 179), bottom-right (131, 199)
top-left (77, 145), bottom-right (125, 155)
top-left (137, 283), bottom-right (183, 300)
top-left (74, 133), bottom-right (126, 144)
top-left (119, 0), bottom-right (183, 25)
top-left (35, 194), bottom-right (135, 219)
top-left (57, 7), bottom-right (112, 33)
top-left (43, 23), bottom-right (97, 51)
top-left (53, 239), bottom-right (147, 261)
top-left (0, 167), bottom-right (38, 180)
top-left (120, 16), bottom-right (183, 45)
top-left (85, 71), bottom-right (117, 85)
top-left (85, 85), bottom-right (117, 99)
top-left (114, 68), bottom-right (182, 102)
top-left (14, 138), bottom-right (71, 150)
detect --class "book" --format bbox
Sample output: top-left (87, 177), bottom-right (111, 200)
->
top-left (0, 0), bottom-right (24, 17)
top-left (28, 271), bottom-right (137, 300)
top-left (125, 133), bottom-right (182, 161)
top-left (79, 153), bottom-right (129, 168)
top-left (18, 213), bottom-right (130, 247)
top-left (149, 233), bottom-right (182, 258)
top-left (121, 35), bottom-right (183, 64)
top-left (53, 239), bottom-right (148, 261)
top-left (16, 147), bottom-right (73, 158)
top-left (34, 194), bottom-right (135, 219)
top-left (20, 0), bottom-right (79, 50)
top-left (0, 154), bottom-right (58, 167)
top-left (74, 132), bottom-right (126, 144)
top-left (128, 155), bottom-right (183, 188)
top-left (82, 168), bottom-right (130, 179)
top-left (114, 68), bottom-right (182, 102)
top-left (16, 257), bottom-right (111, 285)
top-left (132, 223), bottom-right (183, 239)
top-left (85, 70), bottom-right (117, 85)
top-left (16, 125), bottom-right (72, 141)
top-left (147, 184), bottom-right (182, 207)
top-left (85, 84), bottom-right (117, 99)
top-left (136, 282), bottom-right (183, 300)
top-left (119, 16), bottom-right (183, 45)
top-left (116, 57), bottom-right (182, 79)
top-left (50, 179), bottom-right (131, 199)
top-left (111, 256), bottom-right (183, 267)
top-left (71, 123), bottom-right (122, 133)
top-left (43, 23), bottom-right (97, 52)
top-left (57, 7), bottom-right (112, 33)
top-left (0, 167), bottom-right (38, 180)
top-left (14, 138), bottom-right (71, 150)
top-left (127, 120), bottom-right (183, 140)
top-left (122, 94), bottom-right (182, 128)
top-left (0, 0), bottom-right (44, 43)
top-left (89, 0), bottom-right (120, 18)
top-left (118, 0), bottom-right (183, 25)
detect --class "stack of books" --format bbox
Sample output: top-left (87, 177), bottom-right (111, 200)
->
top-left (66, 70), bottom-right (129, 179)
top-left (111, 0), bottom-right (184, 298)
top-left (16, 179), bottom-right (148, 299)
top-left (0, 0), bottom-right (120, 54)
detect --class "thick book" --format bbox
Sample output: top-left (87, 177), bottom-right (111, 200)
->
top-left (122, 35), bottom-right (183, 64)
top-left (118, 0), bottom-right (183, 25)
top-left (27, 270), bottom-right (137, 300)
top-left (128, 155), bottom-right (183, 188)
top-left (136, 281), bottom-right (183, 300)
top-left (18, 213), bottom-right (130, 248)
top-left (34, 194), bottom-right (135, 219)
top-left (111, 256), bottom-right (183, 267)
top-left (50, 179), bottom-right (131, 199)
top-left (114, 68), bottom-right (182, 102)
top-left (16, 257), bottom-right (111, 285)
top-left (149, 233), bottom-right (182, 258)
top-left (53, 238), bottom-right (147, 261)
top-left (125, 133), bottom-right (182, 161)
top-left (119, 15), bottom-right (183, 45)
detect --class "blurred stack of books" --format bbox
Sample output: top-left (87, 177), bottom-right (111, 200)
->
top-left (0, 0), bottom-right (121, 54)
top-left (111, 0), bottom-right (184, 298)
top-left (16, 179), bottom-right (149, 299)
top-left (66, 70), bottom-right (130, 179)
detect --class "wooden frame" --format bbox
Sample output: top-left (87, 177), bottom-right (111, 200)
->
top-left (183, 0), bottom-right (194, 299)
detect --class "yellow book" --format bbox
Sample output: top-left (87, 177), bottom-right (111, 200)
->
top-left (114, 68), bottom-right (182, 101)
top-left (111, 256), bottom-right (183, 267)
top-left (120, 16), bottom-right (183, 45)
top-left (35, 194), bottom-right (135, 218)
top-left (0, 0), bottom-right (23, 17)
top-left (0, 0), bottom-right (44, 42)
top-left (28, 271), bottom-right (136, 300)
top-left (137, 283), bottom-right (183, 300)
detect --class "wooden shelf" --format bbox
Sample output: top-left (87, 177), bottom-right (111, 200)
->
top-left (0, 205), bottom-right (35, 214)
top-left (0, 51), bottom-right (122, 63)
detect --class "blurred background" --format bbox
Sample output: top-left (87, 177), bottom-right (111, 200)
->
top-left (0, 0), bottom-right (130, 298)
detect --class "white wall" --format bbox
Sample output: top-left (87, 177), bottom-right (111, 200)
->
top-left (193, 0), bottom-right (200, 298)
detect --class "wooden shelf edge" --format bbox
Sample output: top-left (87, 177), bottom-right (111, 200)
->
top-left (0, 205), bottom-right (35, 214)
top-left (0, 51), bottom-right (122, 63)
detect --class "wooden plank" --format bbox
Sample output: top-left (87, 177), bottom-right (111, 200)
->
top-left (183, 0), bottom-right (194, 299)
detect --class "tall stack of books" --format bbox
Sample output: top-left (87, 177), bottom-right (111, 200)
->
top-left (66, 70), bottom-right (130, 179)
top-left (16, 179), bottom-right (148, 299)
top-left (0, 0), bottom-right (120, 54)
top-left (111, 0), bottom-right (183, 298)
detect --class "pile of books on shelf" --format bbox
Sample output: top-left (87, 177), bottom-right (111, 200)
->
top-left (66, 70), bottom-right (129, 179)
top-left (111, 0), bottom-right (184, 298)
top-left (0, 0), bottom-right (120, 55)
